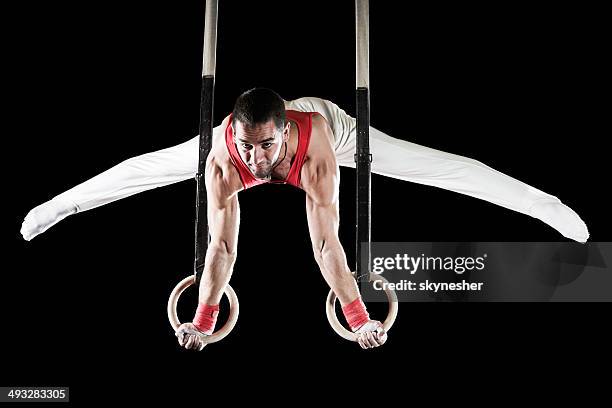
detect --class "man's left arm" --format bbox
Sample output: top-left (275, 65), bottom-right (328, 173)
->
top-left (304, 164), bottom-right (359, 305)
top-left (303, 152), bottom-right (387, 349)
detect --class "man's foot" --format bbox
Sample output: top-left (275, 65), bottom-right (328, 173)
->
top-left (21, 198), bottom-right (76, 241)
top-left (529, 200), bottom-right (590, 242)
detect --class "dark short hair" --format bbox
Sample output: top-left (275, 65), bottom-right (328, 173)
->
top-left (232, 88), bottom-right (286, 130)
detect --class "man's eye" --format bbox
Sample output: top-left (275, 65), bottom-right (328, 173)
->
top-left (262, 143), bottom-right (272, 148)
top-left (241, 144), bottom-right (252, 149)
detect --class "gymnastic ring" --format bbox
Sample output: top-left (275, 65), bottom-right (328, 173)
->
top-left (167, 275), bottom-right (239, 344)
top-left (326, 273), bottom-right (398, 341)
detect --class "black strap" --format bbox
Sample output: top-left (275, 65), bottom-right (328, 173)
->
top-left (194, 75), bottom-right (215, 286)
top-left (355, 87), bottom-right (371, 285)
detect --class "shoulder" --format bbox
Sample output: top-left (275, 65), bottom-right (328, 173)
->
top-left (206, 115), bottom-right (243, 203)
top-left (205, 157), bottom-right (242, 205)
top-left (300, 140), bottom-right (339, 205)
top-left (300, 111), bottom-right (338, 196)
top-left (311, 112), bottom-right (332, 133)
top-left (304, 112), bottom-right (334, 154)
top-left (211, 114), bottom-right (231, 149)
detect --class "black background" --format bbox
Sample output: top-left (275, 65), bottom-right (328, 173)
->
top-left (3, 0), bottom-right (609, 401)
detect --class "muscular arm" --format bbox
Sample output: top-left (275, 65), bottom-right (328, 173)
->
top-left (174, 157), bottom-right (240, 349)
top-left (304, 148), bottom-right (360, 306)
top-left (302, 115), bottom-right (388, 348)
top-left (198, 158), bottom-right (240, 304)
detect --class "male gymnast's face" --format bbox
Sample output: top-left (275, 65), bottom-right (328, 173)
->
top-left (232, 119), bottom-right (290, 179)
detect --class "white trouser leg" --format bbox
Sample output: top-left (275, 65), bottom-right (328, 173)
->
top-left (20, 133), bottom-right (202, 240)
top-left (21, 96), bottom-right (590, 242)
top-left (334, 121), bottom-right (589, 242)
top-left (55, 135), bottom-right (200, 212)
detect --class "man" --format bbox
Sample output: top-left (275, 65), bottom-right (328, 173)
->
top-left (174, 88), bottom-right (387, 350)
top-left (20, 88), bottom-right (590, 349)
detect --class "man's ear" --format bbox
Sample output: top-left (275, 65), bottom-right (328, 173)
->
top-left (282, 122), bottom-right (291, 142)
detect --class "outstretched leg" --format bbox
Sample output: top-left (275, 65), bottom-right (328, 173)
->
top-left (334, 124), bottom-right (589, 242)
top-left (20, 133), bottom-right (202, 240)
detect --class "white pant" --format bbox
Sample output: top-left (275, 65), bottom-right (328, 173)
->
top-left (49, 97), bottom-right (588, 241)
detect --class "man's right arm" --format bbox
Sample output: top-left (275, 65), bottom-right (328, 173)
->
top-left (197, 159), bottom-right (240, 304)
top-left (175, 159), bottom-right (240, 350)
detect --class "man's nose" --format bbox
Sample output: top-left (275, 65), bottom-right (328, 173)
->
top-left (250, 148), bottom-right (266, 164)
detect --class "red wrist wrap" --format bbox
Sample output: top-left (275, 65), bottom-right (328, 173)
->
top-left (341, 297), bottom-right (370, 331)
top-left (193, 303), bottom-right (220, 335)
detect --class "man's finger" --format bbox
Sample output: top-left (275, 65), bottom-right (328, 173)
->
top-left (362, 332), bottom-right (375, 348)
top-left (357, 336), bottom-right (365, 349)
top-left (375, 328), bottom-right (387, 345)
top-left (357, 337), bottom-right (367, 349)
top-left (176, 330), bottom-right (185, 345)
top-left (185, 335), bottom-right (195, 349)
top-left (367, 331), bottom-right (379, 348)
top-left (190, 337), bottom-right (202, 350)
top-left (360, 333), bottom-right (373, 349)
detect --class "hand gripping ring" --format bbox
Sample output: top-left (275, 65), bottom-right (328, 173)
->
top-left (326, 273), bottom-right (398, 341)
top-left (167, 275), bottom-right (239, 344)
